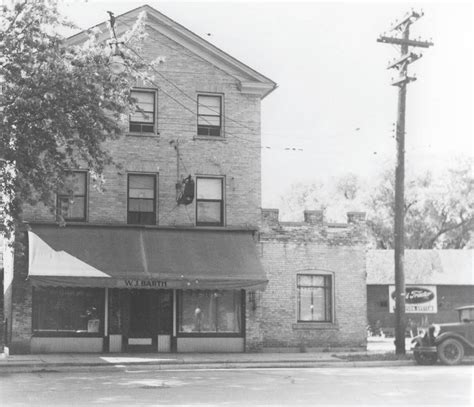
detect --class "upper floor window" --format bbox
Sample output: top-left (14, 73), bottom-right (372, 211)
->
top-left (297, 274), bottom-right (333, 323)
top-left (130, 90), bottom-right (156, 134)
top-left (57, 171), bottom-right (87, 221)
top-left (197, 94), bottom-right (222, 137)
top-left (127, 174), bottom-right (156, 225)
top-left (196, 177), bottom-right (224, 226)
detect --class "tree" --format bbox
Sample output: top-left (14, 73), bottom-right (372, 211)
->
top-left (368, 158), bottom-right (474, 249)
top-left (278, 173), bottom-right (365, 222)
top-left (278, 159), bottom-right (473, 249)
top-left (0, 0), bottom-right (148, 238)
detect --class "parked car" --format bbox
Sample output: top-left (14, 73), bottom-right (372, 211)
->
top-left (412, 305), bottom-right (474, 365)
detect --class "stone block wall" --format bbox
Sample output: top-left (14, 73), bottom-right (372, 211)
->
top-left (7, 20), bottom-right (268, 353)
top-left (21, 24), bottom-right (263, 229)
top-left (0, 236), bottom-right (4, 350)
top-left (259, 209), bottom-right (368, 351)
top-left (245, 291), bottom-right (265, 352)
top-left (9, 232), bottom-right (32, 354)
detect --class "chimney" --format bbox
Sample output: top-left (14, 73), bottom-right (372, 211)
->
top-left (304, 210), bottom-right (324, 225)
top-left (261, 208), bottom-right (279, 227)
top-left (347, 211), bottom-right (366, 224)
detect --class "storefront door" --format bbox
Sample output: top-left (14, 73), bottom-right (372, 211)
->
top-left (127, 290), bottom-right (172, 352)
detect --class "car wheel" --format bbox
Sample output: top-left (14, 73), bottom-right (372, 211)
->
top-left (413, 344), bottom-right (437, 365)
top-left (437, 338), bottom-right (464, 366)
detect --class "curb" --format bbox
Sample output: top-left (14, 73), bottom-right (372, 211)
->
top-left (0, 359), bottom-right (415, 374)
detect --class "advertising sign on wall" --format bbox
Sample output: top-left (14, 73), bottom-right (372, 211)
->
top-left (389, 285), bottom-right (437, 313)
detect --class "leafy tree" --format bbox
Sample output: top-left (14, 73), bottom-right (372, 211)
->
top-left (368, 159), bottom-right (474, 249)
top-left (278, 159), bottom-right (473, 249)
top-left (278, 173), bottom-right (366, 222)
top-left (0, 0), bottom-right (147, 238)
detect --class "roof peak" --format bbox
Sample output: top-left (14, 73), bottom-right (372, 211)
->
top-left (67, 4), bottom-right (276, 99)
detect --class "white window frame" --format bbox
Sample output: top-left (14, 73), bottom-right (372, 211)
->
top-left (129, 89), bottom-right (157, 134)
top-left (296, 272), bottom-right (335, 323)
top-left (56, 171), bottom-right (88, 222)
top-left (195, 176), bottom-right (225, 226)
top-left (197, 93), bottom-right (223, 137)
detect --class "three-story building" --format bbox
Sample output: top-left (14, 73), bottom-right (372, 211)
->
top-left (4, 5), bottom-right (276, 354)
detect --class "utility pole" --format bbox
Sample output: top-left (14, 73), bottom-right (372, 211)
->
top-left (377, 11), bottom-right (433, 355)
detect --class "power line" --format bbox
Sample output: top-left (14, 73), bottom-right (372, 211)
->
top-left (123, 43), bottom-right (258, 133)
top-left (157, 203), bottom-right (179, 225)
top-left (119, 18), bottom-right (205, 63)
top-left (377, 9), bottom-right (433, 356)
top-left (129, 66), bottom-right (262, 145)
top-left (78, 15), bottom-right (327, 151)
top-left (72, 18), bottom-right (246, 136)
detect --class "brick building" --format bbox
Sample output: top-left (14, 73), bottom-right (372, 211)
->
top-left (367, 249), bottom-right (474, 335)
top-left (257, 209), bottom-right (368, 351)
top-left (3, 5), bottom-right (276, 354)
top-left (0, 236), bottom-right (4, 350)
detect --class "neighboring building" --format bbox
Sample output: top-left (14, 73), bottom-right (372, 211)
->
top-left (4, 5), bottom-right (276, 354)
top-left (367, 250), bottom-right (474, 333)
top-left (258, 209), bottom-right (368, 351)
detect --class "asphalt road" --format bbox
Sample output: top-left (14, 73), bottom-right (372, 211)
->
top-left (0, 365), bottom-right (472, 406)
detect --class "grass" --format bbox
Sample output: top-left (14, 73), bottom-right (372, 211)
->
top-left (333, 352), bottom-right (413, 362)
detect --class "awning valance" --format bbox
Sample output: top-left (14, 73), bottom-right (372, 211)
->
top-left (28, 225), bottom-right (267, 290)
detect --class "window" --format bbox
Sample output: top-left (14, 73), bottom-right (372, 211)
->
top-left (57, 171), bottom-right (87, 221)
top-left (127, 174), bottom-right (156, 225)
top-left (196, 177), bottom-right (223, 226)
top-left (179, 290), bottom-right (242, 334)
top-left (130, 90), bottom-right (156, 133)
top-left (197, 94), bottom-right (222, 137)
top-left (297, 274), bottom-right (332, 322)
top-left (33, 287), bottom-right (104, 336)
top-left (459, 308), bottom-right (474, 323)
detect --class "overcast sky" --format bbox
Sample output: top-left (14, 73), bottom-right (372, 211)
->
top-left (59, 0), bottom-right (473, 208)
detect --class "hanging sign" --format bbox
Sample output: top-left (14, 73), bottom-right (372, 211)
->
top-left (389, 285), bottom-right (437, 313)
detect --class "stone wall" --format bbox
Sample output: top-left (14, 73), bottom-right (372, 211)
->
top-left (9, 232), bottom-right (32, 354)
top-left (0, 236), bottom-right (4, 350)
top-left (259, 209), bottom-right (368, 351)
top-left (21, 24), bottom-right (263, 229)
top-left (8, 19), bottom-right (267, 354)
top-left (245, 291), bottom-right (264, 352)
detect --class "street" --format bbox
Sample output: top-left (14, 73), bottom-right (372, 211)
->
top-left (0, 365), bottom-right (472, 406)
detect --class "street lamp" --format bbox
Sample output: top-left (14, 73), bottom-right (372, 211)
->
top-left (109, 43), bottom-right (126, 75)
top-left (107, 11), bottom-right (125, 75)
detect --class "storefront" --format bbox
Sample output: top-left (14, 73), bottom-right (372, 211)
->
top-left (24, 224), bottom-right (266, 353)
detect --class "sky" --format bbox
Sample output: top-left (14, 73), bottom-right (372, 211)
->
top-left (57, 0), bottom-right (473, 209)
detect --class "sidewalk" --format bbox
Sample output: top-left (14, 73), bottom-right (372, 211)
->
top-left (0, 339), bottom-right (414, 373)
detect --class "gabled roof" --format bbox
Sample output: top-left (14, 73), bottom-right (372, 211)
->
top-left (67, 4), bottom-right (276, 99)
top-left (367, 250), bottom-right (474, 285)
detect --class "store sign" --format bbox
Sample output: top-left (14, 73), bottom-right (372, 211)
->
top-left (122, 279), bottom-right (167, 288)
top-left (389, 285), bottom-right (437, 313)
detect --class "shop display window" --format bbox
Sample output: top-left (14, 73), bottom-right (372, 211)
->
top-left (33, 287), bottom-right (104, 336)
top-left (179, 290), bottom-right (242, 334)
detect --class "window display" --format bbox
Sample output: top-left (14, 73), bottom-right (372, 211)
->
top-left (179, 290), bottom-right (242, 334)
top-left (33, 287), bottom-right (104, 335)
